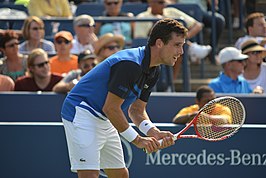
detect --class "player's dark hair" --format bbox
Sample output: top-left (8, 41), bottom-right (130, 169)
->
top-left (148, 18), bottom-right (188, 46)
top-left (196, 85), bottom-right (214, 101)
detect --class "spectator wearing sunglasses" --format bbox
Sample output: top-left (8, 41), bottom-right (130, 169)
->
top-left (208, 47), bottom-right (253, 93)
top-left (19, 16), bottom-right (56, 55)
top-left (95, 0), bottom-right (134, 46)
top-left (0, 30), bottom-right (28, 81)
top-left (53, 50), bottom-right (97, 93)
top-left (14, 48), bottom-right (62, 91)
top-left (94, 33), bottom-right (125, 63)
top-left (71, 15), bottom-right (98, 55)
top-left (240, 38), bottom-right (266, 93)
top-left (49, 31), bottom-right (78, 75)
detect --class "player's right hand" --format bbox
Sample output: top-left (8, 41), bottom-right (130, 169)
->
top-left (131, 135), bottom-right (160, 153)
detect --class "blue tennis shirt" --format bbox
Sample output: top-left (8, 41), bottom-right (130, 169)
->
top-left (61, 46), bottom-right (160, 122)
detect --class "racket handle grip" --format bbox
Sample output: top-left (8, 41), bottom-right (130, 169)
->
top-left (144, 136), bottom-right (177, 153)
top-left (143, 139), bottom-right (163, 154)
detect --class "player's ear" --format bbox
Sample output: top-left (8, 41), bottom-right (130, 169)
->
top-left (155, 38), bottom-right (164, 48)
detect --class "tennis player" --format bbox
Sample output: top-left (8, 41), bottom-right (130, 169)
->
top-left (61, 18), bottom-right (188, 178)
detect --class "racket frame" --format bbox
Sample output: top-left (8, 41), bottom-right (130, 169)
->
top-left (173, 96), bottom-right (246, 142)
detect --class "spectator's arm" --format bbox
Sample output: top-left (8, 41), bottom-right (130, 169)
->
top-left (52, 80), bottom-right (75, 93)
top-left (186, 21), bottom-right (203, 39)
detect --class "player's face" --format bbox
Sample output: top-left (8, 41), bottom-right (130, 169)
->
top-left (159, 33), bottom-right (185, 66)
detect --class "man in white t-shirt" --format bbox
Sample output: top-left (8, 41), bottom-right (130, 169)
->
top-left (235, 12), bottom-right (266, 49)
top-left (71, 15), bottom-right (98, 55)
top-left (241, 38), bottom-right (266, 93)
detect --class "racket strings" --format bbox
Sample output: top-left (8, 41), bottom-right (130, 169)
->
top-left (195, 97), bottom-right (245, 140)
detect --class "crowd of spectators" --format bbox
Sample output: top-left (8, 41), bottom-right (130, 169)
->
top-left (0, 0), bottom-right (265, 95)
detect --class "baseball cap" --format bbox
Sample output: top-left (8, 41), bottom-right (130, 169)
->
top-left (241, 38), bottom-right (266, 54)
top-left (218, 47), bottom-right (248, 64)
top-left (54, 31), bottom-right (73, 41)
top-left (74, 14), bottom-right (95, 27)
top-left (78, 50), bottom-right (96, 63)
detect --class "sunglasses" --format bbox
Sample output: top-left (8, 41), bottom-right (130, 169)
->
top-left (5, 42), bottom-right (19, 48)
top-left (31, 27), bottom-right (44, 31)
top-left (33, 61), bottom-right (49, 68)
top-left (56, 40), bottom-right (71, 45)
top-left (105, 1), bottom-right (119, 5)
top-left (231, 60), bottom-right (244, 63)
top-left (78, 24), bottom-right (95, 28)
top-left (250, 51), bottom-right (262, 55)
top-left (104, 45), bottom-right (120, 50)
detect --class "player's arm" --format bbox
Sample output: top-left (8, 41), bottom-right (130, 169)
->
top-left (102, 92), bottom-right (160, 153)
top-left (128, 99), bottom-right (174, 149)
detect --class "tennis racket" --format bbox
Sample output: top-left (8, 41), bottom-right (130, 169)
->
top-left (145, 96), bottom-right (246, 153)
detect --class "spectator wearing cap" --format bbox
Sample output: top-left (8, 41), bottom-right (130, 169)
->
top-left (14, 48), bottom-right (62, 91)
top-left (71, 15), bottom-right (98, 55)
top-left (94, 33), bottom-right (125, 63)
top-left (208, 47), bottom-right (252, 93)
top-left (52, 50), bottom-right (96, 93)
top-left (49, 31), bottom-right (78, 75)
top-left (241, 38), bottom-right (266, 93)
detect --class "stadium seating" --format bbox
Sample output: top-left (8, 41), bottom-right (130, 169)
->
top-left (0, 4), bottom-right (28, 14)
top-left (75, 3), bottom-right (105, 16)
top-left (131, 37), bottom-right (147, 48)
top-left (121, 2), bottom-right (148, 15)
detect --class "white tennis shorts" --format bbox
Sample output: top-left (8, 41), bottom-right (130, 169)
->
top-left (62, 105), bottom-right (126, 172)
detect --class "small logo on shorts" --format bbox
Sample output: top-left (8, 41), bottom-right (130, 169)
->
top-left (144, 84), bottom-right (149, 89)
top-left (80, 158), bottom-right (86, 162)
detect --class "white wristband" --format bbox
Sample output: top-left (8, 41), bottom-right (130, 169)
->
top-left (120, 126), bottom-right (138, 142)
top-left (139, 120), bottom-right (156, 135)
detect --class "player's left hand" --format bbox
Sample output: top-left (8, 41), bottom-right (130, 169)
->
top-left (147, 128), bottom-right (175, 149)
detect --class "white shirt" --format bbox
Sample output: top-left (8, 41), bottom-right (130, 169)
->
top-left (70, 36), bottom-right (94, 55)
top-left (235, 35), bottom-right (266, 49)
top-left (244, 63), bottom-right (266, 91)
